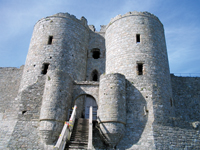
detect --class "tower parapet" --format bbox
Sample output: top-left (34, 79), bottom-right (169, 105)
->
top-left (36, 13), bottom-right (89, 29)
top-left (106, 11), bottom-right (162, 30)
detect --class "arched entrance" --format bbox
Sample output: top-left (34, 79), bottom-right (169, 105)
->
top-left (74, 94), bottom-right (98, 120)
top-left (85, 95), bottom-right (98, 120)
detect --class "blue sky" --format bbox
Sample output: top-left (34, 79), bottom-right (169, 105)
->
top-left (0, 0), bottom-right (200, 75)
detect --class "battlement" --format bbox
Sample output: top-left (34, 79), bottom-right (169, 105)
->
top-left (36, 12), bottom-right (89, 29)
top-left (88, 25), bottom-right (106, 32)
top-left (106, 11), bottom-right (162, 29)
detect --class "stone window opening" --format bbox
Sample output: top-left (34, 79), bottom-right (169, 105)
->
top-left (91, 70), bottom-right (99, 81)
top-left (41, 63), bottom-right (49, 75)
top-left (92, 48), bottom-right (100, 59)
top-left (48, 36), bottom-right (53, 45)
top-left (22, 110), bottom-right (27, 115)
top-left (137, 63), bottom-right (143, 75)
top-left (136, 34), bottom-right (140, 43)
top-left (170, 98), bottom-right (173, 107)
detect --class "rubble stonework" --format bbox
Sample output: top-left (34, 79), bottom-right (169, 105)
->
top-left (0, 11), bottom-right (199, 149)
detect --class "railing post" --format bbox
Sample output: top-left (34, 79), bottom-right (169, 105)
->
top-left (54, 105), bottom-right (77, 150)
top-left (69, 105), bottom-right (77, 131)
top-left (88, 106), bottom-right (93, 149)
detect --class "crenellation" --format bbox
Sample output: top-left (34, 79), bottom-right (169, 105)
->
top-left (0, 11), bottom-right (199, 149)
top-left (100, 25), bottom-right (106, 32)
top-left (36, 12), bottom-right (90, 31)
top-left (88, 25), bottom-right (96, 31)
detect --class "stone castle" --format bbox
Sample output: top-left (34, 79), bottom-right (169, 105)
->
top-left (0, 11), bottom-right (200, 149)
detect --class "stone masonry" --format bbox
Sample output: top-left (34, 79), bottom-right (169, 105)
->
top-left (0, 11), bottom-right (199, 149)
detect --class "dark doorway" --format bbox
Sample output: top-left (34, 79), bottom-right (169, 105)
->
top-left (91, 70), bottom-right (98, 81)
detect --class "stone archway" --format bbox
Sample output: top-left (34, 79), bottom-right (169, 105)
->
top-left (84, 95), bottom-right (97, 120)
top-left (74, 94), bottom-right (98, 120)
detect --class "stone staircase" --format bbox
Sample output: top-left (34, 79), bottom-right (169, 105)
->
top-left (66, 118), bottom-right (89, 149)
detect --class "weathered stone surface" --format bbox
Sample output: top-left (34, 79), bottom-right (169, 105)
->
top-left (99, 73), bottom-right (126, 147)
top-left (0, 67), bottom-right (23, 120)
top-left (39, 69), bottom-right (73, 144)
top-left (0, 11), bottom-right (199, 149)
top-left (171, 74), bottom-right (200, 122)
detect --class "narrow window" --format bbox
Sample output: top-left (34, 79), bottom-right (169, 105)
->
top-left (41, 63), bottom-right (49, 75)
top-left (136, 34), bottom-right (140, 43)
top-left (91, 70), bottom-right (98, 81)
top-left (137, 63), bottom-right (143, 75)
top-left (170, 98), bottom-right (173, 107)
top-left (48, 36), bottom-right (53, 45)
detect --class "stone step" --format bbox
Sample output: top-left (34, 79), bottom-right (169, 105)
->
top-left (68, 141), bottom-right (88, 145)
top-left (65, 118), bottom-right (89, 149)
top-left (70, 137), bottom-right (88, 140)
top-left (68, 146), bottom-right (87, 149)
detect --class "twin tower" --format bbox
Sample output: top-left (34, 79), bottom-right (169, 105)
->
top-left (19, 11), bottom-right (173, 148)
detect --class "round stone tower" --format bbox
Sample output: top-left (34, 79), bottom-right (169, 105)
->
top-left (105, 11), bottom-right (174, 132)
top-left (39, 69), bottom-right (73, 144)
top-left (19, 13), bottom-right (89, 92)
top-left (18, 13), bottom-right (90, 144)
top-left (98, 73), bottom-right (126, 147)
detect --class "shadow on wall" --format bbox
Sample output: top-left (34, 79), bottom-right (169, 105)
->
top-left (118, 80), bottom-right (148, 149)
top-left (18, 75), bottom-right (46, 121)
top-left (73, 95), bottom-right (85, 118)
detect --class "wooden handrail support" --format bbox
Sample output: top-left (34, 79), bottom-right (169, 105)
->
top-left (88, 106), bottom-right (93, 149)
top-left (54, 105), bottom-right (77, 150)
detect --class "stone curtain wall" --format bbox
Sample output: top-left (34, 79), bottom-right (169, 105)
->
top-left (0, 67), bottom-right (23, 121)
top-left (0, 67), bottom-right (23, 149)
top-left (153, 75), bottom-right (200, 149)
top-left (171, 75), bottom-right (200, 121)
top-left (153, 124), bottom-right (200, 149)
top-left (8, 75), bottom-right (46, 149)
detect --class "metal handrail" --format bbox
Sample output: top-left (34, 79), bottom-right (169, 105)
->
top-left (54, 105), bottom-right (77, 150)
